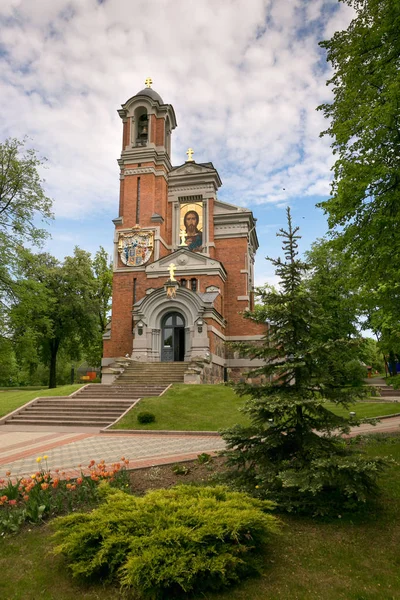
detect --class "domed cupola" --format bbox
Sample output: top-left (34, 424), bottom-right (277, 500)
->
top-left (135, 86), bottom-right (164, 104)
top-left (118, 78), bottom-right (176, 156)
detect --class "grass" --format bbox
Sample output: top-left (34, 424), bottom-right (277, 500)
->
top-left (0, 385), bottom-right (84, 418)
top-left (113, 384), bottom-right (400, 431)
top-left (113, 384), bottom-right (250, 430)
top-left (0, 434), bottom-right (399, 600)
top-left (326, 401), bottom-right (400, 419)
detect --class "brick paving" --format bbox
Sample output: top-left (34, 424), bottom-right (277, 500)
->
top-left (0, 415), bottom-right (399, 481)
top-left (0, 430), bottom-right (226, 479)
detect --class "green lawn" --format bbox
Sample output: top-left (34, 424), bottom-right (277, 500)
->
top-left (113, 384), bottom-right (249, 430)
top-left (0, 385), bottom-right (84, 418)
top-left (113, 384), bottom-right (400, 431)
top-left (326, 401), bottom-right (400, 419)
top-left (0, 435), bottom-right (399, 600)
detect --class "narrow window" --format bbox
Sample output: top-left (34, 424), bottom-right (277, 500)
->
top-left (190, 278), bottom-right (197, 292)
top-left (133, 278), bottom-right (137, 305)
top-left (136, 177), bottom-right (140, 224)
top-left (180, 278), bottom-right (187, 288)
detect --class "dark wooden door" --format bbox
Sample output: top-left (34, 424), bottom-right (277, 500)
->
top-left (161, 312), bottom-right (185, 362)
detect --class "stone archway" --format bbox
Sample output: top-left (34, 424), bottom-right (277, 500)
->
top-left (131, 287), bottom-right (210, 362)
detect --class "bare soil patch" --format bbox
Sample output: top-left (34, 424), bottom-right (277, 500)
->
top-left (129, 455), bottom-right (227, 494)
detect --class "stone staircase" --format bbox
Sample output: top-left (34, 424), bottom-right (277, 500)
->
top-left (1, 363), bottom-right (187, 429)
top-left (374, 386), bottom-right (400, 399)
top-left (115, 362), bottom-right (187, 386)
top-left (2, 383), bottom-right (168, 428)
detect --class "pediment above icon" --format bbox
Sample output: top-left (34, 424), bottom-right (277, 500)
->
top-left (168, 162), bottom-right (222, 191)
top-left (170, 163), bottom-right (213, 176)
top-left (146, 248), bottom-right (227, 281)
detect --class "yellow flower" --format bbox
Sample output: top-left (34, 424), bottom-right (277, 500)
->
top-left (31, 474), bottom-right (36, 479)
top-left (43, 455), bottom-right (48, 460)
top-left (36, 457), bottom-right (42, 463)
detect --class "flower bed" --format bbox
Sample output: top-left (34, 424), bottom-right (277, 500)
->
top-left (0, 456), bottom-right (130, 534)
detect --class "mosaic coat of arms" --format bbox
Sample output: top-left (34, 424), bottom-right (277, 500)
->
top-left (118, 229), bottom-right (154, 267)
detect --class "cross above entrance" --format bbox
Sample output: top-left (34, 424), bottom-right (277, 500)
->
top-left (186, 148), bottom-right (194, 162)
top-left (145, 77), bottom-right (153, 88)
top-left (168, 262), bottom-right (176, 281)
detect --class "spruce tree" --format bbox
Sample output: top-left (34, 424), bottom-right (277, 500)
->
top-left (222, 208), bottom-right (385, 515)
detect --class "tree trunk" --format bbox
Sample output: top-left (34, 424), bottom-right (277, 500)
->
top-left (48, 340), bottom-right (59, 388)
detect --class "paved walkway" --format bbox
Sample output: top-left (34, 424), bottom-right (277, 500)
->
top-left (0, 416), bottom-right (399, 480)
top-left (0, 429), bottom-right (226, 479)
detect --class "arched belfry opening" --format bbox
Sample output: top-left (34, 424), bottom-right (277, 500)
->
top-left (161, 311), bottom-right (185, 362)
top-left (134, 106), bottom-right (149, 146)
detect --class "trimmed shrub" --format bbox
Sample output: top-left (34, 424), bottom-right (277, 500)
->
top-left (137, 411), bottom-right (156, 424)
top-left (52, 484), bottom-right (280, 598)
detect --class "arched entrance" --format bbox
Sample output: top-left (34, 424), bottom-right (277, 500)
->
top-left (161, 312), bottom-right (185, 362)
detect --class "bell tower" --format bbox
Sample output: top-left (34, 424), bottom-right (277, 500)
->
top-left (103, 80), bottom-right (267, 382)
top-left (116, 78), bottom-right (177, 238)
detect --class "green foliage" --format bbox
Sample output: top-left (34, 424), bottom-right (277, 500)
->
top-left (0, 137), bottom-right (53, 306)
top-left (0, 337), bottom-right (18, 386)
top-left (318, 0), bottom-right (400, 357)
top-left (222, 209), bottom-right (387, 516)
top-left (52, 484), bottom-right (279, 598)
top-left (83, 247), bottom-right (113, 367)
top-left (137, 411), bottom-right (156, 424)
top-left (358, 337), bottom-right (385, 373)
top-left (172, 464), bottom-right (190, 476)
top-left (10, 246), bottom-right (111, 387)
top-left (305, 239), bottom-right (366, 387)
top-left (388, 375), bottom-right (400, 390)
top-left (197, 452), bottom-right (213, 464)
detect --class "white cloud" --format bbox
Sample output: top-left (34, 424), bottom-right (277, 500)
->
top-left (0, 0), bottom-right (353, 243)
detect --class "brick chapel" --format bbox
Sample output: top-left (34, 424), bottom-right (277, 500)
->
top-left (102, 80), bottom-right (266, 384)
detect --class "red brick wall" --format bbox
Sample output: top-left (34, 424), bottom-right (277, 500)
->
top-left (155, 116), bottom-right (165, 147)
top-left (103, 272), bottom-right (134, 357)
top-left (214, 238), bottom-right (265, 336)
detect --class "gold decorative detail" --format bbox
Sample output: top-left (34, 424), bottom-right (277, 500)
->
top-left (179, 228), bottom-right (187, 246)
top-left (118, 229), bottom-right (154, 267)
top-left (186, 148), bottom-right (194, 162)
top-left (166, 284), bottom-right (177, 299)
top-left (168, 262), bottom-right (176, 281)
top-left (145, 77), bottom-right (153, 88)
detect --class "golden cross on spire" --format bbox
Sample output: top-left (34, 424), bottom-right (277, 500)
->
top-left (145, 77), bottom-right (153, 88)
top-left (186, 148), bottom-right (194, 162)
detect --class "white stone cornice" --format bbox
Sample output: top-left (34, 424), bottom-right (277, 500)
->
top-left (121, 167), bottom-right (168, 181)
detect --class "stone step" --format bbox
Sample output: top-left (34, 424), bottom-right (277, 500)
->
top-left (7, 417), bottom-right (114, 427)
top-left (31, 398), bottom-right (132, 408)
top-left (76, 386), bottom-right (167, 392)
top-left (8, 413), bottom-right (115, 422)
top-left (74, 389), bottom-right (149, 394)
top-left (115, 379), bottom-right (181, 383)
top-left (21, 408), bottom-right (125, 416)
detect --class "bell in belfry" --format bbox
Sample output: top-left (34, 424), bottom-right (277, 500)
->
top-left (139, 114), bottom-right (148, 138)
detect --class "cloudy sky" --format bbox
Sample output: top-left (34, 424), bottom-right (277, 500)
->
top-left (0, 0), bottom-right (354, 286)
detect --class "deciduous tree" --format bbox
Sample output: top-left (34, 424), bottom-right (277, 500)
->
top-left (0, 137), bottom-right (53, 302)
top-left (11, 248), bottom-right (100, 388)
top-left (318, 0), bottom-right (400, 357)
